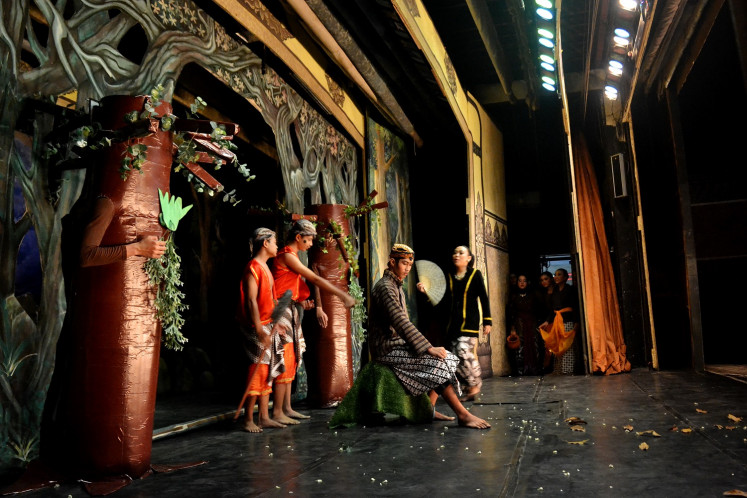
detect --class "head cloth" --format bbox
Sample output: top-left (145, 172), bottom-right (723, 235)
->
top-left (389, 243), bottom-right (414, 260)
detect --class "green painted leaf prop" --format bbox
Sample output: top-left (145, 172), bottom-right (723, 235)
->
top-left (158, 189), bottom-right (193, 231)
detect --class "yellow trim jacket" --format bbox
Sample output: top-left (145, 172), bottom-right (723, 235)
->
top-left (443, 267), bottom-right (492, 338)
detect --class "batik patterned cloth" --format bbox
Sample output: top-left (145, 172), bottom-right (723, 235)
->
top-left (450, 336), bottom-right (481, 389)
top-left (378, 346), bottom-right (461, 396)
top-left (369, 269), bottom-right (461, 396)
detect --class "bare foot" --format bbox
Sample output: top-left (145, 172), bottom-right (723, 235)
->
top-left (457, 413), bottom-right (490, 429)
top-left (273, 413), bottom-right (300, 425)
top-left (459, 387), bottom-right (480, 402)
top-left (457, 412), bottom-right (491, 429)
top-left (259, 417), bottom-right (287, 429)
top-left (286, 409), bottom-right (311, 419)
top-left (434, 410), bottom-right (456, 421)
top-left (243, 420), bottom-right (263, 433)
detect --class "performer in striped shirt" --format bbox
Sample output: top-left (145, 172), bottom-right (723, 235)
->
top-left (368, 244), bottom-right (490, 429)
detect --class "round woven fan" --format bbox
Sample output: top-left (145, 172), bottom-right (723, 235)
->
top-left (415, 260), bottom-right (446, 305)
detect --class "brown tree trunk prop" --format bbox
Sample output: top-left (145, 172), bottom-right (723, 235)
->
top-left (60, 95), bottom-right (172, 479)
top-left (307, 204), bottom-right (352, 407)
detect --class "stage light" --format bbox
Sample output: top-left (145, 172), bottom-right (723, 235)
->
top-left (619, 0), bottom-right (638, 11)
top-left (542, 75), bottom-right (556, 85)
top-left (608, 60), bottom-right (623, 70)
top-left (608, 65), bottom-right (623, 76)
top-left (539, 37), bottom-right (555, 48)
top-left (539, 54), bottom-right (554, 65)
top-left (536, 8), bottom-right (553, 20)
top-left (605, 85), bottom-right (619, 100)
top-left (613, 35), bottom-right (630, 47)
top-left (536, 0), bottom-right (553, 8)
top-left (538, 28), bottom-right (554, 39)
top-left (614, 28), bottom-right (630, 38)
top-left (541, 61), bottom-right (555, 72)
top-left (542, 82), bottom-right (556, 91)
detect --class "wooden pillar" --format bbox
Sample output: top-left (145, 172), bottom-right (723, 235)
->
top-left (665, 88), bottom-right (705, 371)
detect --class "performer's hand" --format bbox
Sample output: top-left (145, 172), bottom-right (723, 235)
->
top-left (316, 307), bottom-right (328, 328)
top-left (302, 299), bottom-right (315, 310)
top-left (427, 346), bottom-right (448, 359)
top-left (416, 282), bottom-right (426, 293)
top-left (484, 325), bottom-right (491, 335)
top-left (260, 330), bottom-right (272, 348)
top-left (342, 294), bottom-right (356, 308)
top-left (134, 235), bottom-right (166, 259)
top-left (272, 321), bottom-right (288, 337)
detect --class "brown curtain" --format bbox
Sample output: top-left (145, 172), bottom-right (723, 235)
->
top-left (573, 134), bottom-right (631, 374)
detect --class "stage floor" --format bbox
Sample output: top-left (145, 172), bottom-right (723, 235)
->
top-left (13, 367), bottom-right (747, 496)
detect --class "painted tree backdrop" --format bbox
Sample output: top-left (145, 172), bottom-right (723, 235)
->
top-left (0, 0), bottom-right (359, 473)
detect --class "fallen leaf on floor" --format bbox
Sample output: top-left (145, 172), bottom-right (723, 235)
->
top-left (636, 430), bottom-right (661, 437)
top-left (715, 425), bottom-right (724, 430)
top-left (723, 489), bottom-right (747, 496)
top-left (726, 426), bottom-right (736, 430)
top-left (696, 408), bottom-right (708, 414)
top-left (681, 428), bottom-right (693, 434)
top-left (566, 439), bottom-right (589, 445)
top-left (669, 425), bottom-right (679, 432)
top-left (570, 425), bottom-right (586, 432)
top-left (623, 425), bottom-right (634, 432)
top-left (565, 417), bottom-right (587, 425)
top-left (728, 414), bottom-right (743, 423)
top-left (639, 442), bottom-right (649, 451)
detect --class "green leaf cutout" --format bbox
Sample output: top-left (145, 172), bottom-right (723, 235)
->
top-left (158, 189), bottom-right (193, 232)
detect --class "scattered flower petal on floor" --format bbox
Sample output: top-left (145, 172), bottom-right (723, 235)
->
top-left (696, 408), bottom-right (708, 414)
top-left (728, 414), bottom-right (743, 423)
top-left (636, 430), bottom-right (661, 437)
top-left (623, 425), bottom-right (634, 432)
top-left (565, 417), bottom-right (587, 425)
top-left (639, 442), bottom-right (649, 451)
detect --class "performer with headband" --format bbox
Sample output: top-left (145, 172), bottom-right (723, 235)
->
top-left (368, 244), bottom-right (490, 429)
top-left (271, 219), bottom-right (356, 424)
top-left (236, 228), bottom-right (289, 432)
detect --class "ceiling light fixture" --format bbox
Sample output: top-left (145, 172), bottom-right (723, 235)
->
top-left (613, 35), bottom-right (630, 47)
top-left (619, 0), bottom-right (638, 12)
top-left (538, 28), bottom-right (554, 38)
top-left (539, 54), bottom-right (554, 64)
top-left (536, 8), bottom-right (554, 20)
top-left (536, 0), bottom-right (553, 8)
top-left (604, 85), bottom-right (619, 100)
top-left (614, 28), bottom-right (630, 38)
top-left (539, 37), bottom-right (555, 48)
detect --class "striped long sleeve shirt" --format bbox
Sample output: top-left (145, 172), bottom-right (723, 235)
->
top-left (368, 269), bottom-right (432, 359)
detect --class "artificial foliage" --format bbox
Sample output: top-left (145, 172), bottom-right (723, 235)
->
top-left (145, 190), bottom-right (193, 351)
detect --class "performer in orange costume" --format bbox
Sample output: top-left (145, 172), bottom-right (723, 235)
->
top-left (271, 219), bottom-right (356, 423)
top-left (236, 228), bottom-right (290, 432)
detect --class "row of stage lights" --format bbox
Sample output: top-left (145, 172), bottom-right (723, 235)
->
top-left (604, 0), bottom-right (646, 100)
top-left (533, 0), bottom-right (646, 99)
top-left (534, 0), bottom-right (558, 92)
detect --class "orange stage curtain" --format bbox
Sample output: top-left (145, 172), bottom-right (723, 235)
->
top-left (573, 134), bottom-right (631, 374)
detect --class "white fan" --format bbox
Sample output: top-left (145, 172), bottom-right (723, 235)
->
top-left (415, 260), bottom-right (446, 305)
